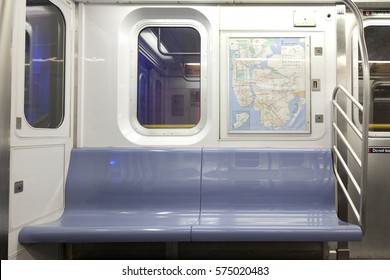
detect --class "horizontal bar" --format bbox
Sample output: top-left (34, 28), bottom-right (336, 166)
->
top-left (333, 123), bottom-right (362, 167)
top-left (334, 167), bottom-right (361, 225)
top-left (332, 100), bottom-right (363, 140)
top-left (333, 145), bottom-right (361, 196)
top-left (333, 85), bottom-right (364, 112)
top-left (369, 124), bottom-right (390, 130)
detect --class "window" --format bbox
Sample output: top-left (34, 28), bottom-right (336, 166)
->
top-left (25, 0), bottom-right (65, 128)
top-left (364, 26), bottom-right (390, 132)
top-left (354, 25), bottom-right (390, 133)
top-left (365, 26), bottom-right (390, 61)
top-left (370, 83), bottom-right (390, 131)
top-left (137, 27), bottom-right (201, 129)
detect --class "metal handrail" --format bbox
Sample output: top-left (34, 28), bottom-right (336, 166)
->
top-left (332, 0), bottom-right (371, 230)
top-left (333, 123), bottom-right (361, 167)
top-left (332, 152), bottom-right (361, 224)
top-left (332, 85), bottom-right (363, 140)
top-left (332, 86), bottom-right (363, 224)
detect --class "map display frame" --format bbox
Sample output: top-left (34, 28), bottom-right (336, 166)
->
top-left (227, 35), bottom-right (311, 134)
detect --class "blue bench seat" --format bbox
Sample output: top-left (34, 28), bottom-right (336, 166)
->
top-left (19, 147), bottom-right (362, 244)
top-left (19, 148), bottom-right (202, 243)
top-left (191, 148), bottom-right (361, 242)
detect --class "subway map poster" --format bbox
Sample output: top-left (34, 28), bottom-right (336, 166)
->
top-left (228, 37), bottom-right (310, 133)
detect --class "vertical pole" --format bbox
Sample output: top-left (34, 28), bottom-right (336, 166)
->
top-left (335, 3), bottom-right (350, 260)
top-left (343, 0), bottom-right (370, 234)
top-left (0, 0), bottom-right (14, 260)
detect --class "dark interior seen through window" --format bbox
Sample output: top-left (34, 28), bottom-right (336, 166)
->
top-left (357, 26), bottom-right (390, 131)
top-left (137, 27), bottom-right (201, 129)
top-left (25, 0), bottom-right (65, 128)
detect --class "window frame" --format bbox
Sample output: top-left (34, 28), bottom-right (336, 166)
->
top-left (15, 0), bottom-right (71, 139)
top-left (24, 1), bottom-right (66, 129)
top-left (352, 19), bottom-right (390, 137)
top-left (129, 20), bottom-right (208, 137)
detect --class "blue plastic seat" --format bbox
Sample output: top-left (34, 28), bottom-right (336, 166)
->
top-left (19, 147), bottom-right (362, 244)
top-left (191, 148), bottom-right (362, 242)
top-left (19, 148), bottom-right (202, 243)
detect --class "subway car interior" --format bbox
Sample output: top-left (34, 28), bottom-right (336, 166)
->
top-left (1, 0), bottom-right (390, 260)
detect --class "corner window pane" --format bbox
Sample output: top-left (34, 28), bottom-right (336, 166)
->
top-left (137, 27), bottom-right (201, 129)
top-left (25, 0), bottom-right (65, 128)
top-left (364, 26), bottom-right (390, 61)
top-left (356, 26), bottom-right (390, 132)
top-left (371, 84), bottom-right (390, 131)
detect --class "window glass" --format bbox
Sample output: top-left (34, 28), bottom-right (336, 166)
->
top-left (137, 27), bottom-right (201, 129)
top-left (364, 26), bottom-right (390, 61)
top-left (371, 85), bottom-right (390, 131)
top-left (356, 26), bottom-right (390, 132)
top-left (25, 0), bottom-right (65, 128)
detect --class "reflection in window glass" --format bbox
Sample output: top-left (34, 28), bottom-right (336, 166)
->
top-left (364, 26), bottom-right (390, 61)
top-left (371, 85), bottom-right (390, 131)
top-left (356, 26), bottom-right (390, 131)
top-left (137, 27), bottom-right (201, 129)
top-left (25, 0), bottom-right (65, 128)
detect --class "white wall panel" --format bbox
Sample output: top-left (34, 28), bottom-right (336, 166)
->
top-left (80, 5), bottom-right (220, 147)
top-left (79, 4), bottom-right (337, 148)
top-left (9, 146), bottom-right (65, 230)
